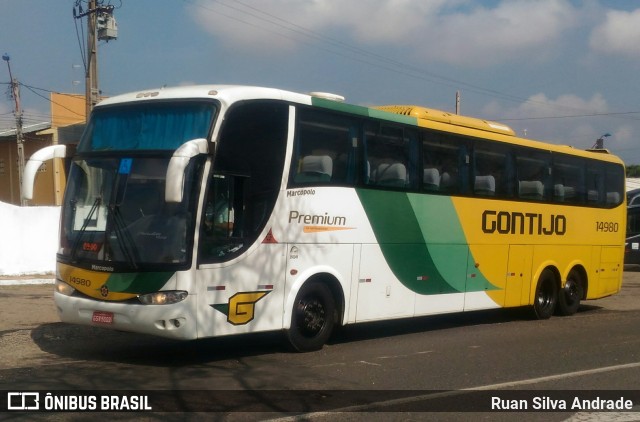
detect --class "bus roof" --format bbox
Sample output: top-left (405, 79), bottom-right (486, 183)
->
top-left (95, 84), bottom-right (623, 165)
top-left (374, 105), bottom-right (516, 136)
top-left (96, 84), bottom-right (312, 108)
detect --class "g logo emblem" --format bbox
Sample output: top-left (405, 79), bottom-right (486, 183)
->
top-left (212, 291), bottom-right (270, 325)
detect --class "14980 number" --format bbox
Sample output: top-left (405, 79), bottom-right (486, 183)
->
top-left (596, 221), bottom-right (619, 232)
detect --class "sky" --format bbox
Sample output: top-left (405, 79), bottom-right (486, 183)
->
top-left (1, 0), bottom-right (640, 163)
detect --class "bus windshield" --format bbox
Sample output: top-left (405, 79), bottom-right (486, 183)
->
top-left (60, 154), bottom-right (204, 269)
top-left (58, 100), bottom-right (215, 270)
top-left (79, 101), bottom-right (216, 152)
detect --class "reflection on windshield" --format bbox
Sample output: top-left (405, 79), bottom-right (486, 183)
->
top-left (61, 156), bottom-right (200, 269)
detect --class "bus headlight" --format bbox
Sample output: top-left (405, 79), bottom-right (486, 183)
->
top-left (55, 279), bottom-right (76, 296)
top-left (138, 291), bottom-right (188, 305)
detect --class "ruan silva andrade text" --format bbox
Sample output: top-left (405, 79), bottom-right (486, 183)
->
top-left (491, 396), bottom-right (633, 411)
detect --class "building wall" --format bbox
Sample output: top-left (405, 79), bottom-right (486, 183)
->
top-left (2, 94), bottom-right (86, 206)
top-left (0, 134), bottom-right (55, 205)
top-left (43, 93), bottom-right (85, 206)
top-left (51, 93), bottom-right (85, 128)
top-left (0, 140), bottom-right (18, 204)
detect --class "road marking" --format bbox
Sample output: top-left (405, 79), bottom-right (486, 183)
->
top-left (378, 350), bottom-right (434, 359)
top-left (311, 350), bottom-right (433, 367)
top-left (464, 361), bottom-right (640, 391)
top-left (356, 360), bottom-right (381, 366)
top-left (266, 361), bottom-right (640, 421)
top-left (310, 362), bottom-right (346, 368)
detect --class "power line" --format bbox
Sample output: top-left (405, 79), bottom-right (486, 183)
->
top-left (0, 81), bottom-right (86, 131)
top-left (181, 0), bottom-right (640, 143)
top-left (183, 0), bottom-right (625, 119)
top-left (73, 4), bottom-right (88, 72)
top-left (185, 0), bottom-right (520, 101)
top-left (20, 83), bottom-right (85, 118)
top-left (500, 111), bottom-right (640, 122)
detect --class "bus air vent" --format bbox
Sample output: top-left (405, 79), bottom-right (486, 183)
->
top-left (374, 105), bottom-right (515, 137)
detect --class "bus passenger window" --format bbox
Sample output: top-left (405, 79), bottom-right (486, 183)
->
top-left (422, 134), bottom-right (461, 193)
top-left (290, 109), bottom-right (358, 187)
top-left (474, 143), bottom-right (511, 198)
top-left (605, 163), bottom-right (624, 206)
top-left (586, 168), bottom-right (604, 204)
top-left (515, 151), bottom-right (550, 201)
top-left (374, 162), bottom-right (407, 187)
top-left (553, 155), bottom-right (584, 204)
top-left (364, 125), bottom-right (415, 189)
top-left (295, 155), bottom-right (333, 183)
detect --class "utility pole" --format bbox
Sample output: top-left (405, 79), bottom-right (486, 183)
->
top-left (86, 0), bottom-right (98, 119)
top-left (73, 1), bottom-right (118, 120)
top-left (2, 53), bottom-right (26, 206)
top-left (455, 91), bottom-right (461, 115)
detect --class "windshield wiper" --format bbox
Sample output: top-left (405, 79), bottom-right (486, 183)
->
top-left (70, 196), bottom-right (101, 261)
top-left (109, 204), bottom-right (140, 269)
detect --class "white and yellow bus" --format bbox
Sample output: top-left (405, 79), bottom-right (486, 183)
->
top-left (23, 85), bottom-right (626, 351)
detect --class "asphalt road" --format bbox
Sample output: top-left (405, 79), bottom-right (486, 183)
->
top-left (1, 272), bottom-right (640, 421)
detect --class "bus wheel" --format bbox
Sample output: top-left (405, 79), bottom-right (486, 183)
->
top-left (556, 270), bottom-right (583, 316)
top-left (532, 269), bottom-right (558, 320)
top-left (287, 282), bottom-right (336, 352)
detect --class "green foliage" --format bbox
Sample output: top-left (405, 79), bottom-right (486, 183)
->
top-left (627, 165), bottom-right (640, 178)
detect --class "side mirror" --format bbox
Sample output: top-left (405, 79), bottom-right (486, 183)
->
top-left (22, 144), bottom-right (67, 200)
top-left (165, 138), bottom-right (208, 203)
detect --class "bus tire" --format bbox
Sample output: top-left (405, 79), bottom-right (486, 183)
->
top-left (532, 268), bottom-right (558, 320)
top-left (556, 269), bottom-right (583, 316)
top-left (286, 282), bottom-right (336, 352)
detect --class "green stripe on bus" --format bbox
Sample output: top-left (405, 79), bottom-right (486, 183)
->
top-left (356, 189), bottom-right (497, 294)
top-left (104, 272), bottom-right (174, 294)
top-left (368, 108), bottom-right (418, 125)
top-left (311, 97), bottom-right (418, 125)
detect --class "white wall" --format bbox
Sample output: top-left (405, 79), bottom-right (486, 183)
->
top-left (0, 201), bottom-right (60, 276)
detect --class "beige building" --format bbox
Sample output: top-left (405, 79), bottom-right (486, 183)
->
top-left (0, 93), bottom-right (85, 206)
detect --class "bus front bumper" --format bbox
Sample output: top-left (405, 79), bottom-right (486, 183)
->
top-left (54, 291), bottom-right (198, 340)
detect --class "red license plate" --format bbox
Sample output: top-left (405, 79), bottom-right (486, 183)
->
top-left (92, 311), bottom-right (114, 325)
